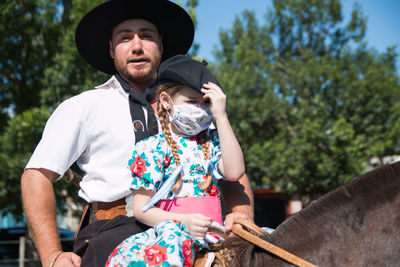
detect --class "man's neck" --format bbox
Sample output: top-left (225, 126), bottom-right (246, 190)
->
top-left (117, 73), bottom-right (156, 93)
top-left (129, 81), bottom-right (153, 93)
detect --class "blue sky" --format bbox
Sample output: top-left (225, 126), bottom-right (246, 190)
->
top-left (188, 0), bottom-right (400, 63)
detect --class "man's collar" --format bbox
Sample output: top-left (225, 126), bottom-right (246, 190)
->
top-left (95, 75), bottom-right (158, 103)
top-left (95, 75), bottom-right (120, 90)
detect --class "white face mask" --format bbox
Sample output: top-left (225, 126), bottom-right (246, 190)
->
top-left (168, 101), bottom-right (213, 136)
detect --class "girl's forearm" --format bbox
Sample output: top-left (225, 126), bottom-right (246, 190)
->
top-left (133, 189), bottom-right (186, 226)
top-left (214, 114), bottom-right (245, 180)
top-left (135, 206), bottom-right (187, 227)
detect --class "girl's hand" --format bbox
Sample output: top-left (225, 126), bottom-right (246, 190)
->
top-left (183, 213), bottom-right (212, 240)
top-left (201, 82), bottom-right (227, 120)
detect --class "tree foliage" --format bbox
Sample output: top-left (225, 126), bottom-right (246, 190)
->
top-left (215, 0), bottom-right (400, 198)
top-left (0, 0), bottom-right (107, 218)
top-left (0, 107), bottom-right (49, 217)
top-left (1, 0), bottom-right (399, 216)
top-left (0, 0), bottom-right (198, 217)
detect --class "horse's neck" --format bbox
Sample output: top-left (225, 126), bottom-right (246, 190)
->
top-left (262, 162), bottom-right (400, 266)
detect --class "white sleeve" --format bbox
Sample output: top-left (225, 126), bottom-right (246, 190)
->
top-left (25, 99), bottom-right (88, 180)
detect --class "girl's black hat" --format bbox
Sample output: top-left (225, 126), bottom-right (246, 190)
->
top-left (75, 0), bottom-right (195, 74)
top-left (158, 55), bottom-right (222, 93)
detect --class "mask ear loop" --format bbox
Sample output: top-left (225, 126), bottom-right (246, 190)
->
top-left (166, 96), bottom-right (175, 122)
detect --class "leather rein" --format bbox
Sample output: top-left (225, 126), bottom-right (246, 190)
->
top-left (231, 218), bottom-right (318, 267)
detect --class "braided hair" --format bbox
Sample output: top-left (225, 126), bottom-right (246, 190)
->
top-left (157, 82), bottom-right (212, 193)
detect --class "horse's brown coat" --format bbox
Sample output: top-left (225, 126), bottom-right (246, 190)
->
top-left (222, 161), bottom-right (400, 266)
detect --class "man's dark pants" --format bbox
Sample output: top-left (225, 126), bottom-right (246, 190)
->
top-left (73, 215), bottom-right (149, 266)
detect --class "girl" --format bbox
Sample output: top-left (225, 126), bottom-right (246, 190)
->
top-left (106, 55), bottom-right (245, 266)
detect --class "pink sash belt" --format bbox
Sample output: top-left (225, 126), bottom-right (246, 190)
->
top-left (156, 196), bottom-right (223, 225)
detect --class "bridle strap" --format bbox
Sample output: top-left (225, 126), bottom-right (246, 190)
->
top-left (232, 218), bottom-right (318, 267)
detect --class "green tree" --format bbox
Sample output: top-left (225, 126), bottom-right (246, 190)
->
top-left (215, 0), bottom-right (400, 199)
top-left (0, 0), bottom-right (199, 218)
top-left (0, 107), bottom-right (50, 217)
top-left (0, 0), bottom-right (105, 219)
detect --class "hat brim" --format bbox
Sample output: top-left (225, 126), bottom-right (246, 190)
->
top-left (75, 0), bottom-right (195, 75)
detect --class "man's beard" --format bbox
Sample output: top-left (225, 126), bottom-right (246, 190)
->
top-left (122, 66), bottom-right (156, 84)
top-left (120, 55), bottom-right (161, 86)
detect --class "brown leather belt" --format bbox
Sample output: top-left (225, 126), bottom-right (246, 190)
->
top-left (74, 198), bottom-right (127, 240)
top-left (90, 198), bottom-right (127, 221)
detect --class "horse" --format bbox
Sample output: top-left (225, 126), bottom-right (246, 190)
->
top-left (216, 161), bottom-right (400, 266)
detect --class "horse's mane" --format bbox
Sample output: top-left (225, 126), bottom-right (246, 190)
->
top-left (221, 161), bottom-right (400, 266)
top-left (272, 161), bottom-right (400, 241)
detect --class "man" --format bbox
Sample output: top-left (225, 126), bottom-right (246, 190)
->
top-left (21, 0), bottom-right (254, 266)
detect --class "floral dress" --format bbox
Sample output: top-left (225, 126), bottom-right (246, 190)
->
top-left (106, 130), bottom-right (223, 267)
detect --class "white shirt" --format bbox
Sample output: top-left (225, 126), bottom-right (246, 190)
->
top-left (26, 76), bottom-right (156, 202)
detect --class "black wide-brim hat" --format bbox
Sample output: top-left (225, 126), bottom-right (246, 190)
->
top-left (75, 0), bottom-right (194, 75)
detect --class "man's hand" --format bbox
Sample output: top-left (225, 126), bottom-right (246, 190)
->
top-left (183, 213), bottom-right (212, 240)
top-left (224, 211), bottom-right (254, 237)
top-left (52, 252), bottom-right (81, 267)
